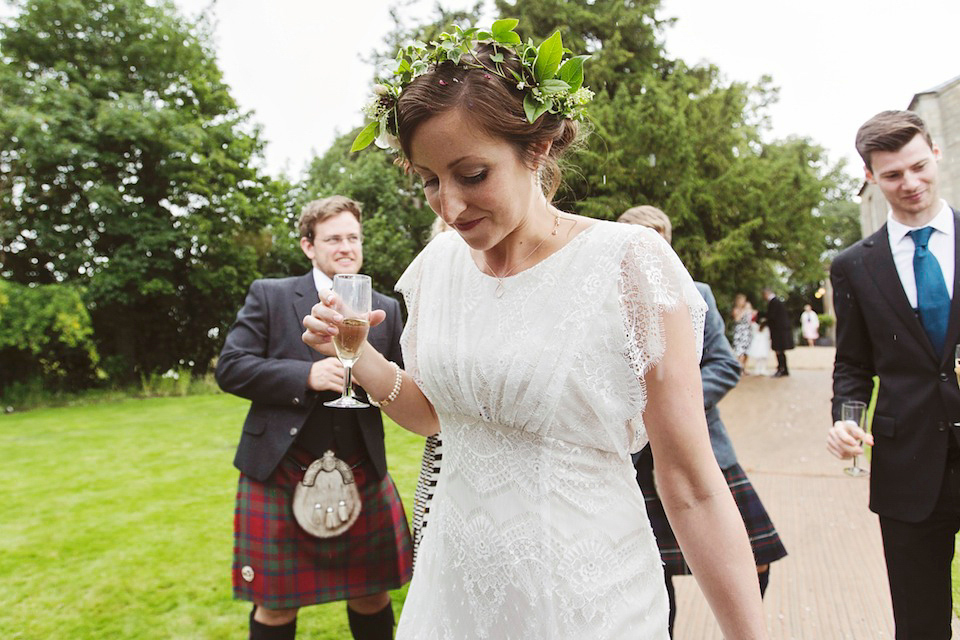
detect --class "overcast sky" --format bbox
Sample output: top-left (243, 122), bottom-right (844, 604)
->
top-left (174, 0), bottom-right (960, 184)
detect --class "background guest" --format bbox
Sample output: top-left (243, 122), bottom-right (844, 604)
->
top-left (731, 293), bottom-right (755, 372)
top-left (800, 304), bottom-right (820, 347)
top-left (762, 287), bottom-right (794, 377)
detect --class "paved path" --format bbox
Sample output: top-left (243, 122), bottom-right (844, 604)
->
top-left (672, 347), bottom-right (908, 639)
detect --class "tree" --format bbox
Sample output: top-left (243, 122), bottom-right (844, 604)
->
top-left (496, 0), bottom-right (849, 313)
top-left (0, 0), bottom-right (284, 382)
top-left (0, 280), bottom-right (101, 393)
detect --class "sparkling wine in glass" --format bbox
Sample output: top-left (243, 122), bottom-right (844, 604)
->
top-left (954, 345), bottom-right (960, 388)
top-left (324, 274), bottom-right (371, 409)
top-left (842, 400), bottom-right (869, 477)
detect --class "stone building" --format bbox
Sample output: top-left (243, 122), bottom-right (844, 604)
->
top-left (859, 73), bottom-right (960, 235)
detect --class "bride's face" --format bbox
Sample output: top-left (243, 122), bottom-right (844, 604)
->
top-left (408, 107), bottom-right (541, 251)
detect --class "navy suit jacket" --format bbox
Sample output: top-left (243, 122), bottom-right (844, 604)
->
top-left (633, 282), bottom-right (741, 469)
top-left (216, 271), bottom-right (404, 482)
top-left (696, 282), bottom-right (742, 468)
top-left (831, 207), bottom-right (960, 522)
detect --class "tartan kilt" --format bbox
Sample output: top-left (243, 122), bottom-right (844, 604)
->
top-left (636, 455), bottom-right (787, 576)
top-left (233, 448), bottom-right (413, 609)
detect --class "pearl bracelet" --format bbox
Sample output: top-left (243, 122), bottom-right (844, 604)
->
top-left (369, 361), bottom-right (402, 408)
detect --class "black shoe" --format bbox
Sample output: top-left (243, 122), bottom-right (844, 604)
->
top-left (772, 370), bottom-right (789, 378)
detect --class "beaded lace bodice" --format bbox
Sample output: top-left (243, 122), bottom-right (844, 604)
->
top-left (394, 221), bottom-right (705, 639)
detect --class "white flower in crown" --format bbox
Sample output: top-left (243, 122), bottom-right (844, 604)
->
top-left (375, 128), bottom-right (401, 151)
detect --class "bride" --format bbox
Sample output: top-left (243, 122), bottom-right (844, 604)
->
top-left (303, 23), bottom-right (767, 640)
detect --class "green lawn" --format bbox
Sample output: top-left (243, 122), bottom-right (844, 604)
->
top-left (5, 394), bottom-right (960, 638)
top-left (0, 394), bottom-right (425, 639)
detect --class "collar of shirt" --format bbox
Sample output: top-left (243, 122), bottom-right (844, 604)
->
top-left (312, 268), bottom-right (333, 295)
top-left (887, 199), bottom-right (953, 246)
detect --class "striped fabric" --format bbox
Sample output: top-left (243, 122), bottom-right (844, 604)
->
top-left (232, 449), bottom-right (413, 609)
top-left (411, 434), bottom-right (442, 565)
top-left (636, 455), bottom-right (787, 575)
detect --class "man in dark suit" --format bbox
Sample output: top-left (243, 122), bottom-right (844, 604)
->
top-left (762, 287), bottom-right (793, 377)
top-left (216, 196), bottom-right (412, 640)
top-left (828, 110), bottom-right (960, 639)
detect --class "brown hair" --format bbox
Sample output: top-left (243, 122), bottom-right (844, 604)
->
top-left (617, 205), bottom-right (672, 244)
top-left (395, 44), bottom-right (581, 201)
top-left (298, 195), bottom-right (362, 240)
top-left (855, 110), bottom-right (934, 171)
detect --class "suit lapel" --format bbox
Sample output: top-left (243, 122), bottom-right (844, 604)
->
top-left (861, 224), bottom-right (938, 361)
top-left (939, 209), bottom-right (960, 364)
top-left (293, 271), bottom-right (323, 362)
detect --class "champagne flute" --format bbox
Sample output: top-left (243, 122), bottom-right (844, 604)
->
top-left (842, 400), bottom-right (869, 477)
top-left (954, 345), bottom-right (960, 388)
top-left (324, 274), bottom-right (372, 409)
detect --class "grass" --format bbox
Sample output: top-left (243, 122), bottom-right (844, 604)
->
top-left (5, 393), bottom-right (960, 637)
top-left (0, 395), bottom-right (425, 639)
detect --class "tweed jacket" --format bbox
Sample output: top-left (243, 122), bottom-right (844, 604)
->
top-left (216, 271), bottom-right (404, 482)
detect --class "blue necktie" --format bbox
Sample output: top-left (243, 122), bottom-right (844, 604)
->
top-left (908, 226), bottom-right (951, 355)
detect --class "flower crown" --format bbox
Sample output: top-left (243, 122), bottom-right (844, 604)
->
top-left (351, 19), bottom-right (594, 153)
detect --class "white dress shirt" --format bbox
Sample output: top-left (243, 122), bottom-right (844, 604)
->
top-left (886, 200), bottom-right (955, 308)
top-left (312, 268), bottom-right (333, 295)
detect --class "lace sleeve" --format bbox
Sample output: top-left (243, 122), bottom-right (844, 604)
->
top-left (618, 228), bottom-right (706, 383)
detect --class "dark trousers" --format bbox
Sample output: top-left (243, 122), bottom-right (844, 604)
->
top-left (775, 351), bottom-right (788, 374)
top-left (879, 454), bottom-right (960, 639)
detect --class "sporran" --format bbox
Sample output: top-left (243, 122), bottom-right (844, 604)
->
top-left (292, 450), bottom-right (362, 538)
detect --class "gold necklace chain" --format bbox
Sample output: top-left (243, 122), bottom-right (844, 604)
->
top-left (481, 212), bottom-right (561, 298)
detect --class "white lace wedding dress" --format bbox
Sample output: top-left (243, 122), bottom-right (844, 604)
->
top-left (394, 221), bottom-right (706, 639)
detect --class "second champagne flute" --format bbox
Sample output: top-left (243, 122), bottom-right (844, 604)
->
top-left (842, 400), bottom-right (869, 477)
top-left (324, 274), bottom-right (372, 409)
top-left (954, 344), bottom-right (960, 388)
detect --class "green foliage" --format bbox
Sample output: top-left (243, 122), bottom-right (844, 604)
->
top-left (0, 395), bottom-right (422, 638)
top-left (820, 184), bottom-right (863, 258)
top-left (139, 366), bottom-right (192, 397)
top-left (0, 279), bottom-right (101, 392)
top-left (493, 0), bottom-right (671, 97)
top-left (0, 0), bottom-right (287, 382)
top-left (817, 313), bottom-right (835, 329)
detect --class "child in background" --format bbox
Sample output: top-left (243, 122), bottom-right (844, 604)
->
top-left (748, 316), bottom-right (772, 375)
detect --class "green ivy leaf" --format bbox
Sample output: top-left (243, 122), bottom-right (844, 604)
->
top-left (491, 18), bottom-right (519, 37)
top-left (490, 52), bottom-right (504, 63)
top-left (350, 121), bottom-right (379, 152)
top-left (533, 31), bottom-right (563, 82)
top-left (494, 31), bottom-right (522, 45)
top-left (539, 78), bottom-right (571, 96)
top-left (557, 55), bottom-right (589, 91)
top-left (523, 94), bottom-right (553, 123)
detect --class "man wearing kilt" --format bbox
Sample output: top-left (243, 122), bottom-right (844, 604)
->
top-left (217, 196), bottom-right (412, 640)
top-left (619, 206), bottom-right (787, 638)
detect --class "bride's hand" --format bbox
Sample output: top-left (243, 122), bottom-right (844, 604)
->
top-left (301, 288), bottom-right (387, 355)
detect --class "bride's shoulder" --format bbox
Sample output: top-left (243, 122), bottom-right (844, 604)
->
top-left (582, 219), bottom-right (671, 255)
